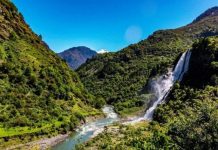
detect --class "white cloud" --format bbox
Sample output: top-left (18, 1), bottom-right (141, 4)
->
top-left (97, 49), bottom-right (108, 54)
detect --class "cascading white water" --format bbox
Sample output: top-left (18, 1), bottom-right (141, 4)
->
top-left (125, 50), bottom-right (192, 124)
top-left (77, 105), bottom-right (118, 136)
top-left (143, 50), bottom-right (192, 120)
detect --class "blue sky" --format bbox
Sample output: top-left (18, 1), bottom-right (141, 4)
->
top-left (12, 0), bottom-right (218, 52)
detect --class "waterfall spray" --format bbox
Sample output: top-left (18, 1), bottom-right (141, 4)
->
top-left (125, 50), bottom-right (192, 124)
top-left (143, 50), bottom-right (192, 120)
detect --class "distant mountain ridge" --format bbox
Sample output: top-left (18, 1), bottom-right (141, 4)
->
top-left (58, 46), bottom-right (97, 69)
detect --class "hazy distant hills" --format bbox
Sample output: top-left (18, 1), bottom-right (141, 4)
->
top-left (58, 46), bottom-right (97, 69)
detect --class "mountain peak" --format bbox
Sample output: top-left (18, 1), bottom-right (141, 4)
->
top-left (63, 46), bottom-right (94, 53)
top-left (73, 46), bottom-right (91, 50)
top-left (58, 46), bottom-right (97, 69)
top-left (192, 6), bottom-right (218, 23)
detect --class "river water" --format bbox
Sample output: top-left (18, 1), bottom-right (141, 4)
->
top-left (52, 106), bottom-right (119, 150)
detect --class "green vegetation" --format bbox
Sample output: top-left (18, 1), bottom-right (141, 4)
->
top-left (77, 9), bottom-right (218, 115)
top-left (0, 0), bottom-right (101, 148)
top-left (77, 37), bottom-right (218, 149)
top-left (76, 122), bottom-right (177, 150)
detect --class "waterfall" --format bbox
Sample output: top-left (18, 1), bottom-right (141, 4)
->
top-left (143, 50), bottom-right (192, 120)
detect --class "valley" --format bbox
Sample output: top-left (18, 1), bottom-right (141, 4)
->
top-left (0, 0), bottom-right (217, 150)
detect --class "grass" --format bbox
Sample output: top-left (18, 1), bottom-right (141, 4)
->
top-left (72, 103), bottom-right (102, 117)
top-left (0, 121), bottom-right (60, 138)
top-left (118, 106), bottom-right (145, 117)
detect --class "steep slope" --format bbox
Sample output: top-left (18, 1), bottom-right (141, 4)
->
top-left (58, 46), bottom-right (97, 70)
top-left (0, 0), bottom-right (100, 147)
top-left (77, 36), bottom-right (218, 150)
top-left (77, 7), bottom-right (218, 115)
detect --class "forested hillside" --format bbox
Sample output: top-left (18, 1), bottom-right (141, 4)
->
top-left (0, 0), bottom-right (101, 148)
top-left (77, 36), bottom-right (218, 150)
top-left (77, 7), bottom-right (218, 115)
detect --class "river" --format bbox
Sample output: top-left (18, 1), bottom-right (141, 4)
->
top-left (52, 106), bottom-right (119, 150)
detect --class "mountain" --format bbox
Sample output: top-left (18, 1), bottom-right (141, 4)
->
top-left (77, 7), bottom-right (218, 115)
top-left (58, 46), bottom-right (97, 70)
top-left (78, 36), bottom-right (218, 150)
top-left (0, 0), bottom-right (101, 148)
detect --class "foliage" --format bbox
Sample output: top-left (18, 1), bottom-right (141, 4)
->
top-left (76, 122), bottom-right (177, 150)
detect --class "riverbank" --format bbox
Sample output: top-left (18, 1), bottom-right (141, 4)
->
top-left (5, 113), bottom-right (105, 150)
top-left (52, 105), bottom-right (119, 150)
top-left (75, 121), bottom-right (150, 150)
top-left (6, 133), bottom-right (70, 150)
top-left (5, 105), bottom-right (144, 150)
